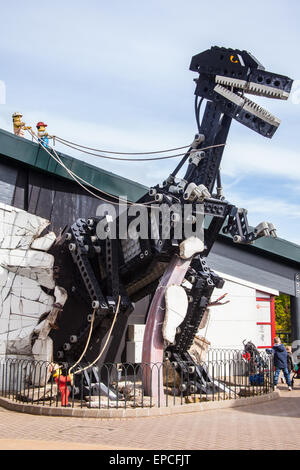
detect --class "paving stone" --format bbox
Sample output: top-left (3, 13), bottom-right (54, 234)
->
top-left (0, 384), bottom-right (299, 450)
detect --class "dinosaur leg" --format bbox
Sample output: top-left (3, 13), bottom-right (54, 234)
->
top-left (142, 255), bottom-right (191, 404)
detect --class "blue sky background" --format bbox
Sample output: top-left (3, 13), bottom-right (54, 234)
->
top-left (0, 0), bottom-right (299, 244)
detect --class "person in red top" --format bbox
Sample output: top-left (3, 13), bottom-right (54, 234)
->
top-left (50, 364), bottom-right (73, 407)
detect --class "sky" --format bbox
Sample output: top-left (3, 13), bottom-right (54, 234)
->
top-left (0, 0), bottom-right (299, 244)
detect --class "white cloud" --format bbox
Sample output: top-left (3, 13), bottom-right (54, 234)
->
top-left (221, 140), bottom-right (300, 181)
top-left (226, 190), bottom-right (300, 244)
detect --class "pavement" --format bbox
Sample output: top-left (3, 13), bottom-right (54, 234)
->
top-left (0, 383), bottom-right (299, 451)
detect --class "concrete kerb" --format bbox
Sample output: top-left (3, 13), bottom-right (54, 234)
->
top-left (0, 391), bottom-right (279, 419)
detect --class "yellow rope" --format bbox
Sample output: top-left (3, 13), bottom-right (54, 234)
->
top-left (73, 295), bottom-right (121, 375)
top-left (68, 308), bottom-right (97, 376)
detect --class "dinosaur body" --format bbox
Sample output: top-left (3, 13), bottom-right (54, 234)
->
top-left (49, 47), bottom-right (292, 397)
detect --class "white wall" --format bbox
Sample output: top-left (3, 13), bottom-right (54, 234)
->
top-left (203, 272), bottom-right (278, 350)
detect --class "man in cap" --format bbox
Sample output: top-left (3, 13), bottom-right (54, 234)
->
top-left (36, 121), bottom-right (52, 148)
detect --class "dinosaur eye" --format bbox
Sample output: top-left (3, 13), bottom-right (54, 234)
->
top-left (274, 80), bottom-right (280, 87)
top-left (266, 78), bottom-right (271, 85)
top-left (258, 76), bottom-right (263, 82)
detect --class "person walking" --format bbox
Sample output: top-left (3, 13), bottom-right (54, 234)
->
top-left (267, 337), bottom-right (292, 391)
top-left (286, 345), bottom-right (295, 388)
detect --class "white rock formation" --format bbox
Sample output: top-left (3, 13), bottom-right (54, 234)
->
top-left (162, 285), bottom-right (188, 345)
top-left (0, 202), bottom-right (64, 362)
top-left (179, 236), bottom-right (204, 259)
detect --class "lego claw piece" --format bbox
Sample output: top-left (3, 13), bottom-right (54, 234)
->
top-left (268, 223), bottom-right (277, 238)
top-left (254, 221), bottom-right (277, 239)
top-left (183, 183), bottom-right (211, 202)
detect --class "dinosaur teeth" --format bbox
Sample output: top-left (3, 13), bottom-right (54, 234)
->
top-left (215, 75), bottom-right (289, 100)
top-left (247, 82), bottom-right (289, 100)
top-left (214, 84), bottom-right (281, 127)
top-left (214, 84), bottom-right (245, 107)
top-left (243, 97), bottom-right (281, 126)
top-left (215, 75), bottom-right (247, 90)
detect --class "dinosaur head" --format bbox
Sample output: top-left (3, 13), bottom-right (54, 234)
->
top-left (190, 46), bottom-right (293, 138)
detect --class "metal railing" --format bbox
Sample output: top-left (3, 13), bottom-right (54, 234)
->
top-left (277, 331), bottom-right (291, 345)
top-left (0, 351), bottom-right (274, 410)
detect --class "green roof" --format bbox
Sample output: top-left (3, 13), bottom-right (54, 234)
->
top-left (0, 128), bottom-right (299, 266)
top-left (0, 128), bottom-right (147, 202)
top-left (221, 227), bottom-right (300, 265)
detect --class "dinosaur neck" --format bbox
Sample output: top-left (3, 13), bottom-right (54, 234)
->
top-left (184, 101), bottom-right (232, 193)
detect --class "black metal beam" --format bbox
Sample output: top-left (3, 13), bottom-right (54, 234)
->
top-left (291, 273), bottom-right (300, 345)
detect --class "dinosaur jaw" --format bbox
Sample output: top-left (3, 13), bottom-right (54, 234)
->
top-left (214, 73), bottom-right (291, 129)
top-left (215, 75), bottom-right (290, 100)
top-left (214, 83), bottom-right (281, 128)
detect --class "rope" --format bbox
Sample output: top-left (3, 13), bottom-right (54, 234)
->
top-left (27, 129), bottom-right (226, 214)
top-left (68, 308), bottom-right (97, 376)
top-left (52, 146), bottom-right (171, 207)
top-left (55, 135), bottom-right (191, 155)
top-left (27, 129), bottom-right (178, 209)
top-left (55, 136), bottom-right (226, 162)
top-left (73, 295), bottom-right (121, 375)
top-left (50, 145), bottom-right (134, 206)
top-left (27, 129), bottom-right (144, 207)
top-left (55, 137), bottom-right (191, 161)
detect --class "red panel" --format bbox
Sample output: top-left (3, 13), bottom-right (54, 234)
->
top-left (256, 294), bottom-right (275, 349)
top-left (270, 295), bottom-right (276, 344)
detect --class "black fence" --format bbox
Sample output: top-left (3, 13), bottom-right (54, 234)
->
top-left (0, 350), bottom-right (274, 410)
top-left (277, 331), bottom-right (291, 345)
